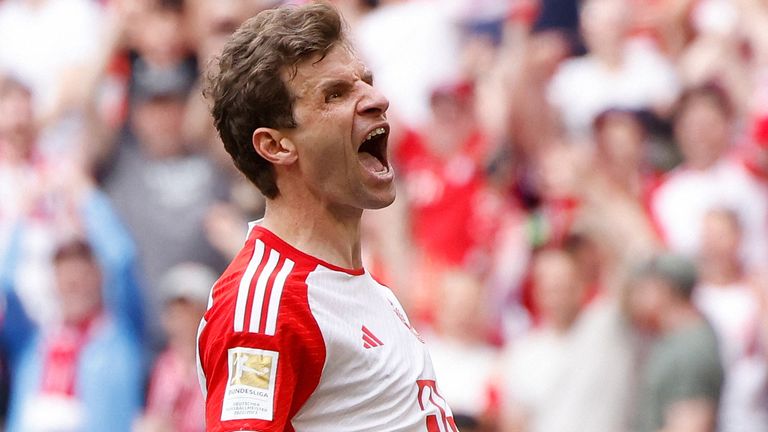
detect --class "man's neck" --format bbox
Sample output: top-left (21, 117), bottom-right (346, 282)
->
top-left (260, 194), bottom-right (364, 270)
top-left (593, 44), bottom-right (624, 70)
top-left (61, 309), bottom-right (101, 333)
top-left (660, 303), bottom-right (702, 334)
top-left (686, 153), bottom-right (723, 171)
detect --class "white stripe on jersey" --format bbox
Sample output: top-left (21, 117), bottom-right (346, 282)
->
top-left (248, 249), bottom-right (280, 333)
top-left (196, 317), bottom-right (208, 397)
top-left (234, 240), bottom-right (266, 332)
top-left (264, 258), bottom-right (295, 336)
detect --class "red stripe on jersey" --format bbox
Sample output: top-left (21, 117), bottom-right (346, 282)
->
top-left (242, 246), bottom-right (270, 333)
top-left (362, 333), bottom-right (378, 347)
top-left (428, 386), bottom-right (453, 432)
top-left (258, 255), bottom-right (284, 334)
top-left (254, 226), bottom-right (365, 276)
top-left (199, 227), bottom-right (327, 432)
top-left (362, 325), bottom-right (383, 345)
top-left (425, 415), bottom-right (440, 432)
top-left (448, 416), bottom-right (459, 432)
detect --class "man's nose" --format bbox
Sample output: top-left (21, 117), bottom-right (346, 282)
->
top-left (358, 84), bottom-right (389, 116)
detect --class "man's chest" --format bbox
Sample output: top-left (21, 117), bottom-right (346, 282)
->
top-left (294, 274), bottom-right (443, 430)
top-left (307, 276), bottom-right (429, 383)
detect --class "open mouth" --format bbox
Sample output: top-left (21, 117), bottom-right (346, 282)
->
top-left (358, 126), bottom-right (389, 173)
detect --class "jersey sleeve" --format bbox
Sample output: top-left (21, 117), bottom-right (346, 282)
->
top-left (199, 266), bottom-right (326, 432)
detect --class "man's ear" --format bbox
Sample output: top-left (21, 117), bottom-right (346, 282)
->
top-left (252, 128), bottom-right (298, 166)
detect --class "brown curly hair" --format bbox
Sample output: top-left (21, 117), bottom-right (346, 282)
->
top-left (204, 2), bottom-right (344, 198)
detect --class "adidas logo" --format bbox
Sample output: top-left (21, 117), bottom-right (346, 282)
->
top-left (362, 325), bottom-right (383, 349)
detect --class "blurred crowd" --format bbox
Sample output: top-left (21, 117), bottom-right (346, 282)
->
top-left (1, 0), bottom-right (768, 431)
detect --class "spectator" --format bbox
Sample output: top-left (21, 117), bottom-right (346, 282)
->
top-left (694, 208), bottom-right (768, 431)
top-left (628, 253), bottom-right (723, 432)
top-left (393, 80), bottom-right (512, 322)
top-left (134, 263), bottom-right (215, 432)
top-left (394, 81), bottom-right (494, 268)
top-left (650, 84), bottom-right (768, 270)
top-left (578, 109), bottom-right (662, 268)
top-left (426, 270), bottom-right (497, 431)
top-left (531, 241), bottom-right (637, 432)
top-left (0, 233), bottom-right (144, 432)
top-left (100, 62), bottom-right (227, 351)
top-left (591, 109), bottom-right (652, 199)
top-left (0, 0), bottom-right (105, 140)
top-left (497, 248), bottom-right (585, 432)
top-left (183, 0), bottom-right (273, 263)
top-left (677, 0), bottom-right (753, 119)
top-left (547, 0), bottom-right (679, 141)
top-left (122, 0), bottom-right (197, 142)
top-left (0, 75), bottom-right (140, 328)
top-left (0, 75), bottom-right (38, 252)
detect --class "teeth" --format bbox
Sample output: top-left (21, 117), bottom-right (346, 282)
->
top-left (365, 127), bottom-right (386, 142)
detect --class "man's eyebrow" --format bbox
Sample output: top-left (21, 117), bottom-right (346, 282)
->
top-left (317, 78), bottom-right (352, 92)
top-left (312, 70), bottom-right (373, 94)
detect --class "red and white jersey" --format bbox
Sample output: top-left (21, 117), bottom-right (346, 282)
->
top-left (197, 225), bottom-right (457, 432)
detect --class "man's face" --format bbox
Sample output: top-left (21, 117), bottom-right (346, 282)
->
top-left (280, 44), bottom-right (395, 211)
top-left (164, 299), bottom-right (207, 352)
top-left (54, 256), bottom-right (102, 324)
top-left (532, 252), bottom-right (584, 329)
top-left (675, 96), bottom-right (730, 169)
top-left (596, 113), bottom-right (643, 167)
top-left (628, 276), bottom-right (668, 332)
top-left (132, 96), bottom-right (186, 158)
top-left (0, 87), bottom-right (35, 149)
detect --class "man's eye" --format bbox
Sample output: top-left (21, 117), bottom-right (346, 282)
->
top-left (325, 92), bottom-right (341, 102)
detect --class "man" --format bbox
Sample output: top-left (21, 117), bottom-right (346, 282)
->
top-left (136, 263), bottom-right (216, 432)
top-left (627, 254), bottom-right (724, 432)
top-left (547, 0), bottom-right (679, 140)
top-left (197, 3), bottom-right (457, 431)
top-left (101, 58), bottom-right (227, 352)
top-left (649, 84), bottom-right (768, 271)
top-left (1, 235), bottom-right (144, 432)
top-left (498, 249), bottom-right (586, 432)
top-left (694, 209), bottom-right (768, 431)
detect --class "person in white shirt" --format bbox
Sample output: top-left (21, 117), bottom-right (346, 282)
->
top-left (694, 208), bottom-right (768, 432)
top-left (547, 0), bottom-right (679, 141)
top-left (650, 84), bottom-right (768, 271)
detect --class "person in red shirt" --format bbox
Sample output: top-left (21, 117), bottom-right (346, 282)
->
top-left (395, 81), bottom-right (493, 267)
top-left (197, 3), bottom-right (456, 431)
top-left (136, 263), bottom-right (217, 432)
top-left (394, 81), bottom-right (522, 324)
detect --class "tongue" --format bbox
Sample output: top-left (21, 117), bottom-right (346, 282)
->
top-left (358, 151), bottom-right (386, 173)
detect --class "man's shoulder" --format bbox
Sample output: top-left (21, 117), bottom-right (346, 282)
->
top-left (204, 227), bottom-right (320, 335)
top-left (655, 322), bottom-right (721, 368)
top-left (219, 226), bottom-right (316, 281)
